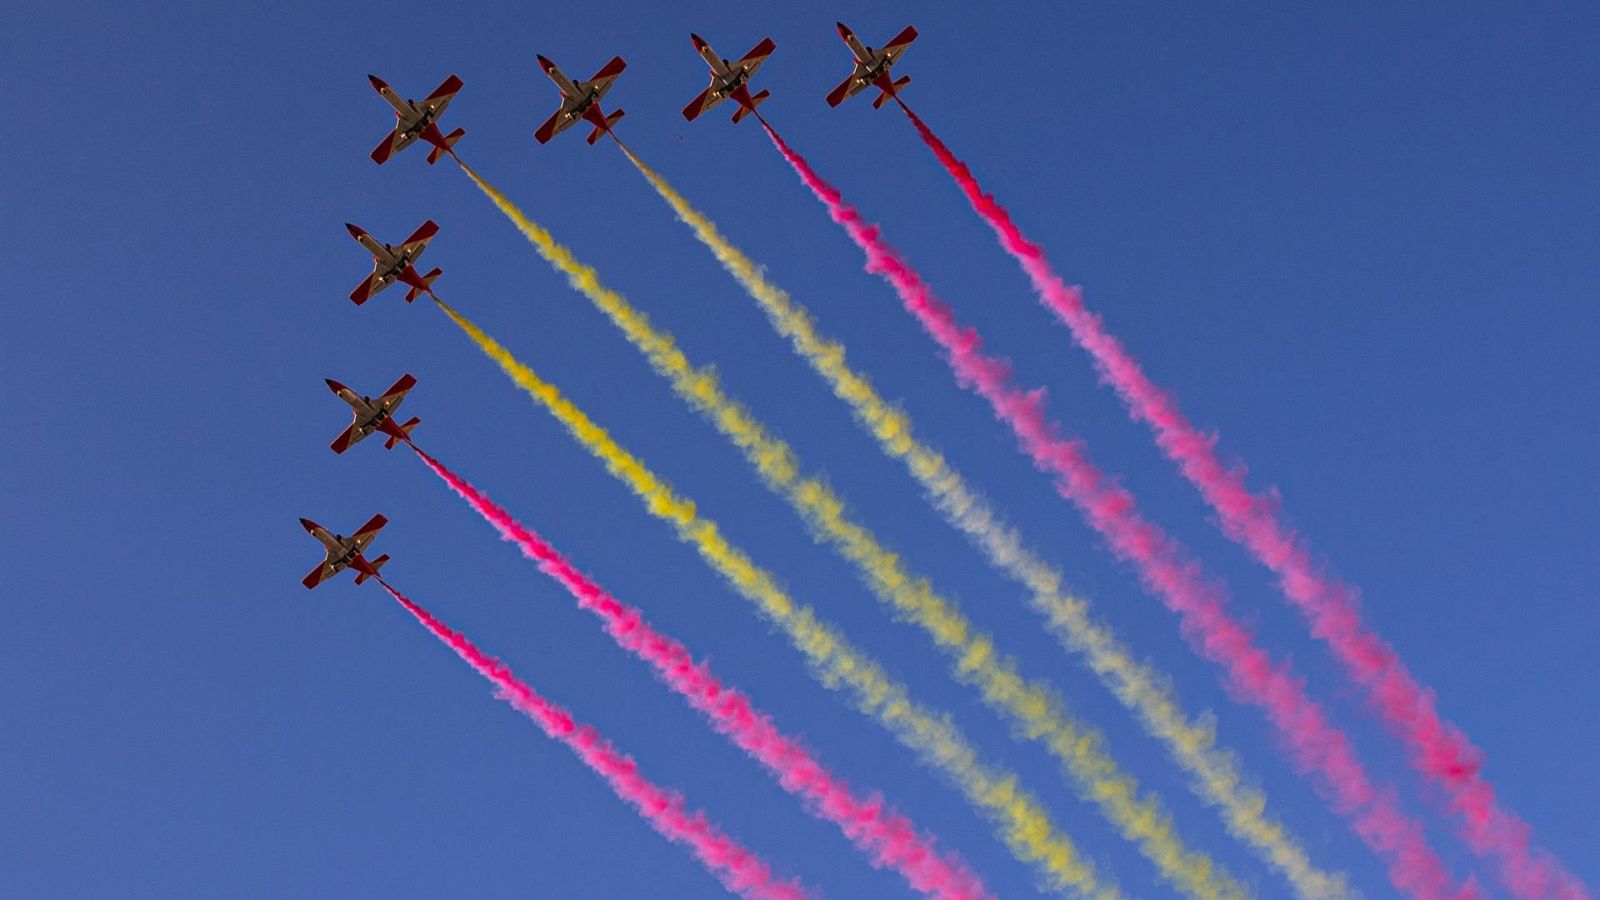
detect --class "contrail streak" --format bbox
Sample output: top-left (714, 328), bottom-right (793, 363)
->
top-left (378, 579), bottom-right (807, 899)
top-left (430, 273), bottom-right (1115, 897)
top-left (762, 123), bottom-right (1473, 900)
top-left (896, 100), bottom-right (1585, 900)
top-left (409, 445), bottom-right (989, 899)
top-left (523, 139), bottom-right (1253, 900)
top-left (619, 138), bottom-right (1350, 900)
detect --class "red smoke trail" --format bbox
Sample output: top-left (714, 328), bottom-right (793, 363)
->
top-left (895, 102), bottom-right (1584, 900)
top-left (410, 446), bottom-right (988, 900)
top-left (761, 119), bottom-right (1473, 900)
top-left (380, 580), bottom-right (808, 900)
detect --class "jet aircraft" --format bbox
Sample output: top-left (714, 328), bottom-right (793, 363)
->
top-left (682, 34), bottom-right (776, 124)
top-left (300, 514), bottom-right (390, 588)
top-left (826, 23), bottom-right (917, 109)
top-left (326, 375), bottom-right (420, 454)
top-left (534, 54), bottom-right (627, 145)
top-left (368, 74), bottom-right (466, 165)
top-left (345, 220), bottom-right (441, 305)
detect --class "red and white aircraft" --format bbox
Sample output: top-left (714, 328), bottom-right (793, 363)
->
top-left (534, 54), bottom-right (627, 145)
top-left (367, 74), bottom-right (465, 165)
top-left (682, 34), bottom-right (776, 124)
top-left (826, 23), bottom-right (918, 109)
top-left (345, 221), bottom-right (441, 305)
top-left (326, 375), bottom-right (420, 454)
top-left (300, 514), bottom-right (390, 589)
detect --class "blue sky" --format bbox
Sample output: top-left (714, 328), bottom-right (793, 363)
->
top-left (4, 2), bottom-right (1595, 896)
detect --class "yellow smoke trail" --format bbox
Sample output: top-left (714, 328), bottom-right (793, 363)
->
top-left (619, 149), bottom-right (1352, 900)
top-left (455, 152), bottom-right (1240, 899)
top-left (432, 289), bottom-right (1112, 899)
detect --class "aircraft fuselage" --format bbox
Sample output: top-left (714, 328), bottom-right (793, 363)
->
top-left (357, 236), bottom-right (415, 282)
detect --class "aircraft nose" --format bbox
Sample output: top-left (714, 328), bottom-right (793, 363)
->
top-left (345, 222), bottom-right (362, 239)
top-left (324, 378), bottom-right (342, 393)
top-left (367, 74), bottom-right (385, 90)
top-left (690, 33), bottom-right (706, 49)
top-left (299, 517), bottom-right (316, 532)
top-left (836, 22), bottom-right (850, 36)
top-left (536, 54), bottom-right (555, 72)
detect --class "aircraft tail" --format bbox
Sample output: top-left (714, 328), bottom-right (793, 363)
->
top-left (872, 76), bottom-right (911, 110)
top-left (385, 417), bottom-right (421, 449)
top-left (587, 110), bottom-right (626, 145)
top-left (355, 554), bottom-right (390, 585)
top-left (732, 90), bottom-right (770, 124)
top-left (427, 128), bottom-right (466, 164)
top-left (406, 268), bottom-right (443, 302)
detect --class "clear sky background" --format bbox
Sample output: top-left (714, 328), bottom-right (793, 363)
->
top-left (4, 2), bottom-right (1596, 897)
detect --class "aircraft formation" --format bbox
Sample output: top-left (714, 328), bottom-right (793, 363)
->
top-left (301, 23), bottom-right (1588, 900)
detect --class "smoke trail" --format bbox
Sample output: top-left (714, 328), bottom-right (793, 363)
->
top-left (508, 143), bottom-right (1247, 900)
top-left (897, 101), bottom-right (1585, 900)
top-left (762, 122), bottom-right (1474, 900)
top-left (377, 580), bottom-right (806, 899)
top-left (620, 144), bottom-right (1350, 900)
top-left (410, 446), bottom-right (988, 900)
top-left (429, 283), bottom-right (1116, 899)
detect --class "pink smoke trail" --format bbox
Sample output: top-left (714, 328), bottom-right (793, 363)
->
top-left (380, 579), bottom-right (808, 900)
top-left (895, 101), bottom-right (1585, 900)
top-left (409, 446), bottom-right (988, 900)
top-left (761, 119), bottom-right (1474, 900)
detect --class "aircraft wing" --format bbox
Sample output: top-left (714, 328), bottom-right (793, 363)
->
top-left (330, 420), bottom-right (367, 455)
top-left (682, 85), bottom-right (721, 121)
top-left (350, 513), bottom-right (388, 552)
top-left (420, 74), bottom-right (463, 115)
top-left (535, 108), bottom-right (575, 144)
top-left (371, 127), bottom-right (419, 164)
top-left (397, 220), bottom-right (439, 260)
top-left (302, 560), bottom-right (338, 589)
top-left (881, 26), bottom-right (918, 65)
top-left (349, 268), bottom-right (394, 305)
top-left (737, 38), bottom-right (777, 79)
top-left (581, 56), bottom-right (628, 104)
top-left (826, 73), bottom-right (868, 107)
top-left (376, 373), bottom-right (417, 410)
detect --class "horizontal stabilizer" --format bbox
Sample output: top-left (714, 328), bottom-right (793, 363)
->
top-left (587, 109), bottom-right (625, 145)
top-left (732, 90), bottom-right (770, 124)
top-left (427, 127), bottom-right (465, 164)
top-left (385, 417), bottom-right (421, 449)
top-left (872, 76), bottom-right (910, 109)
top-left (354, 554), bottom-right (390, 585)
top-left (406, 268), bottom-right (442, 302)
